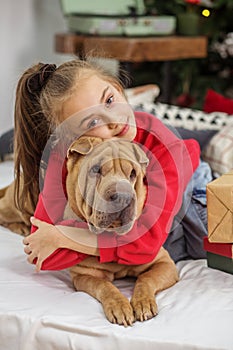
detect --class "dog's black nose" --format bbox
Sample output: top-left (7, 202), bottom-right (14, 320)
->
top-left (106, 181), bottom-right (134, 206)
top-left (109, 193), bottom-right (118, 201)
top-left (109, 192), bottom-right (133, 206)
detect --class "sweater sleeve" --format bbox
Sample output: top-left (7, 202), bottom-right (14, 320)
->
top-left (98, 112), bottom-right (200, 264)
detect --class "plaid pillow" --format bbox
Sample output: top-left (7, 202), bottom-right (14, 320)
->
top-left (133, 102), bottom-right (232, 131)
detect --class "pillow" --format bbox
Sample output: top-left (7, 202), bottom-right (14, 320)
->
top-left (125, 84), bottom-right (160, 105)
top-left (173, 128), bottom-right (217, 150)
top-left (203, 89), bottom-right (233, 114)
top-left (202, 123), bottom-right (233, 175)
top-left (134, 101), bottom-right (231, 130)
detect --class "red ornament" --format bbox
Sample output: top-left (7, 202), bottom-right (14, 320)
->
top-left (185, 0), bottom-right (200, 4)
top-left (176, 93), bottom-right (195, 108)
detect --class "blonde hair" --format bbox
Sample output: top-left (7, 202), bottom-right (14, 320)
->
top-left (14, 59), bottom-right (128, 214)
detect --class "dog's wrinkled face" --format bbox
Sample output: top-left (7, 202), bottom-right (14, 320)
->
top-left (66, 137), bottom-right (149, 235)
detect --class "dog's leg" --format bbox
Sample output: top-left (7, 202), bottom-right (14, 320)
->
top-left (131, 248), bottom-right (179, 322)
top-left (71, 272), bottom-right (134, 326)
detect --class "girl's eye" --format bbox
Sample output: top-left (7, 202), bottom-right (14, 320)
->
top-left (105, 95), bottom-right (114, 108)
top-left (87, 118), bottom-right (100, 129)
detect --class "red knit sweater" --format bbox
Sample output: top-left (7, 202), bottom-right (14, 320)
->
top-left (32, 111), bottom-right (200, 270)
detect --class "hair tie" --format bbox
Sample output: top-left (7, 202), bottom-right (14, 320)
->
top-left (26, 63), bottom-right (57, 96)
top-left (39, 63), bottom-right (57, 88)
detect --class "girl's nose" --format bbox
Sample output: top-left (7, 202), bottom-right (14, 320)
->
top-left (108, 123), bottom-right (118, 129)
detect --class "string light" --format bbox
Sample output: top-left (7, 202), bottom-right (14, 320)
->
top-left (202, 9), bottom-right (210, 17)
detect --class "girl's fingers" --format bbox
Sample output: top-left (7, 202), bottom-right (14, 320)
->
top-left (23, 237), bottom-right (29, 245)
top-left (23, 235), bottom-right (33, 246)
top-left (30, 216), bottom-right (41, 227)
top-left (24, 245), bottom-right (31, 254)
top-left (35, 257), bottom-right (42, 272)
top-left (27, 251), bottom-right (37, 264)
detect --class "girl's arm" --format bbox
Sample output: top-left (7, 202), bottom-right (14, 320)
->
top-left (24, 217), bottom-right (99, 272)
top-left (98, 122), bottom-right (201, 265)
top-left (28, 147), bottom-right (100, 271)
top-left (28, 114), bottom-right (200, 271)
top-left (30, 136), bottom-right (199, 271)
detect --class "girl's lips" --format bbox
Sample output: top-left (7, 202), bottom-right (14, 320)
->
top-left (117, 123), bottom-right (130, 137)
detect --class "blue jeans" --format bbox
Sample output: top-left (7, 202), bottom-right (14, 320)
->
top-left (164, 161), bottom-right (213, 262)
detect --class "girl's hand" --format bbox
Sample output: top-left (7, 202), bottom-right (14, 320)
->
top-left (23, 217), bottom-right (61, 272)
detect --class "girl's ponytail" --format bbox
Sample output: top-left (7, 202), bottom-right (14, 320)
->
top-left (14, 63), bottom-right (56, 214)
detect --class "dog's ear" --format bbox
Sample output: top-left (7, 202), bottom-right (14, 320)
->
top-left (67, 136), bottom-right (103, 157)
top-left (133, 144), bottom-right (149, 168)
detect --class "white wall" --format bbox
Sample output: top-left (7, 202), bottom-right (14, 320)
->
top-left (0, 0), bottom-right (73, 136)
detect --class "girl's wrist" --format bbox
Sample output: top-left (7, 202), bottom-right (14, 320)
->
top-left (55, 225), bottom-right (99, 256)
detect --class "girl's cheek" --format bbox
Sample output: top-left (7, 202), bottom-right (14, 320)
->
top-left (84, 126), bottom-right (111, 138)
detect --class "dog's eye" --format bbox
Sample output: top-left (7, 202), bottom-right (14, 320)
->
top-left (90, 164), bottom-right (101, 176)
top-left (129, 169), bottom-right (136, 181)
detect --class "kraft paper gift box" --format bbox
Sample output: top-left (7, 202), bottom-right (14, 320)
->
top-left (203, 236), bottom-right (233, 275)
top-left (206, 170), bottom-right (233, 243)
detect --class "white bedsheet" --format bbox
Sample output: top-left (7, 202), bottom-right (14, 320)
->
top-left (1, 161), bottom-right (233, 350)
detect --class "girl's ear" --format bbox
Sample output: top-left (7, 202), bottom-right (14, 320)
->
top-left (67, 136), bottom-right (103, 157)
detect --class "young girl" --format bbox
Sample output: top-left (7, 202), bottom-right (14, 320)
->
top-left (16, 59), bottom-right (205, 272)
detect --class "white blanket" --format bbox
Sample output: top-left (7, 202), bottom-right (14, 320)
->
top-left (0, 161), bottom-right (233, 350)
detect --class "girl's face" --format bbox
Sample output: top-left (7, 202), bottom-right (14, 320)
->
top-left (62, 75), bottom-right (137, 141)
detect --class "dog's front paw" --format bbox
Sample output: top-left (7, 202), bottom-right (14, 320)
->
top-left (131, 295), bottom-right (158, 322)
top-left (103, 296), bottom-right (134, 327)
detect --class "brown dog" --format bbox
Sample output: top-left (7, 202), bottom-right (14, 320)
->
top-left (64, 136), bottom-right (149, 235)
top-left (0, 136), bottom-right (178, 326)
top-left (64, 137), bottom-right (179, 326)
top-left (0, 180), bottom-right (32, 235)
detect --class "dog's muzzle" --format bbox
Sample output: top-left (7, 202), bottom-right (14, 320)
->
top-left (88, 181), bottom-right (137, 235)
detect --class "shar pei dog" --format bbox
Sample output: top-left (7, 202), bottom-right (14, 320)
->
top-left (0, 136), bottom-right (178, 326)
top-left (64, 136), bottom-right (179, 326)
